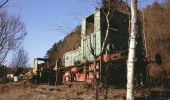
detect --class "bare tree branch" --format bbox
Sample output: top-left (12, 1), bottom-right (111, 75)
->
top-left (0, 12), bottom-right (27, 64)
top-left (10, 47), bottom-right (29, 68)
top-left (0, 0), bottom-right (9, 8)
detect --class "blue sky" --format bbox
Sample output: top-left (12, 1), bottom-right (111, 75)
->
top-left (4, 0), bottom-right (164, 66)
top-left (5, 0), bottom-right (99, 65)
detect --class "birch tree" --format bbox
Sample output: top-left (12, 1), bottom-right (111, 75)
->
top-left (126, 0), bottom-right (137, 100)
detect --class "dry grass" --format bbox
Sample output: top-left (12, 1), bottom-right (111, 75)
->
top-left (0, 82), bottom-right (169, 100)
top-left (0, 82), bottom-right (127, 100)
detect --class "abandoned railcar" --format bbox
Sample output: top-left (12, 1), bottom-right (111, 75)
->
top-left (54, 8), bottom-right (170, 88)
top-left (54, 9), bottom-right (130, 87)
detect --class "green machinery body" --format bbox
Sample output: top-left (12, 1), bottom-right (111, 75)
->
top-left (32, 58), bottom-right (55, 83)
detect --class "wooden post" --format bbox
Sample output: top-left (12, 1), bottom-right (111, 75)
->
top-left (100, 58), bottom-right (102, 79)
top-left (126, 0), bottom-right (137, 100)
top-left (94, 59), bottom-right (98, 100)
top-left (84, 65), bottom-right (87, 79)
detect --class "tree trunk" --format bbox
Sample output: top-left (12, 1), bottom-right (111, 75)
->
top-left (126, 0), bottom-right (137, 100)
top-left (93, 59), bottom-right (98, 100)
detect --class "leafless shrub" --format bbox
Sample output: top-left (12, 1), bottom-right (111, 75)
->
top-left (0, 12), bottom-right (27, 63)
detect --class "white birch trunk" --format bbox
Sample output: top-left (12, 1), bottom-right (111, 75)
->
top-left (126, 0), bottom-right (137, 100)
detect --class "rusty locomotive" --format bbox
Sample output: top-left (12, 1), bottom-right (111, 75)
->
top-left (54, 9), bottom-right (130, 87)
top-left (32, 8), bottom-right (170, 88)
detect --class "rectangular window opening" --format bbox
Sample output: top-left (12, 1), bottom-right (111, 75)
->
top-left (86, 14), bottom-right (94, 35)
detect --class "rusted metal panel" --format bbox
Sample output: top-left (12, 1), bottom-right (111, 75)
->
top-left (75, 73), bottom-right (86, 81)
top-left (64, 48), bottom-right (81, 67)
top-left (81, 19), bottom-right (86, 35)
top-left (81, 10), bottom-right (101, 62)
top-left (64, 10), bottom-right (102, 67)
top-left (32, 59), bottom-right (38, 75)
top-left (94, 10), bottom-right (101, 55)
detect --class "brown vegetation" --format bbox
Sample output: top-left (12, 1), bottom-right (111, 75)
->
top-left (141, 2), bottom-right (170, 77)
top-left (46, 26), bottom-right (81, 66)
